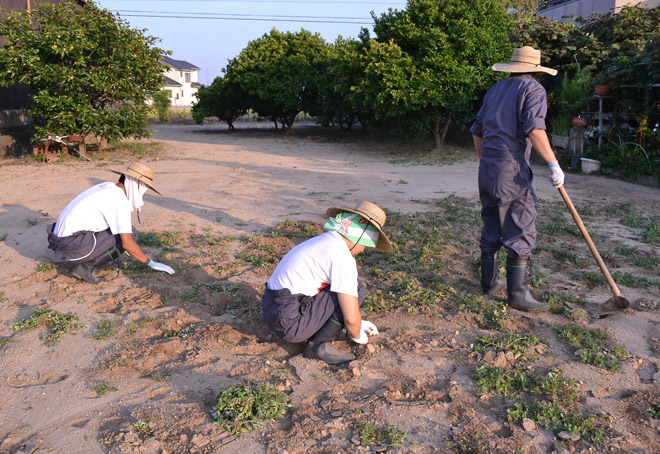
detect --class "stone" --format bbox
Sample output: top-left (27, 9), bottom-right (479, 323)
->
top-left (522, 418), bottom-right (536, 432)
top-left (366, 344), bottom-right (376, 353)
top-left (483, 351), bottom-right (496, 363)
top-left (494, 351), bottom-right (508, 368)
top-left (320, 400), bottom-right (331, 408)
top-left (557, 431), bottom-right (581, 442)
top-left (352, 367), bottom-right (361, 377)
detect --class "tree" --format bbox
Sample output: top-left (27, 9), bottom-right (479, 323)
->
top-left (370, 0), bottom-right (513, 150)
top-left (230, 28), bottom-right (330, 133)
top-left (0, 1), bottom-right (165, 146)
top-left (153, 90), bottom-right (171, 123)
top-left (192, 72), bottom-right (249, 130)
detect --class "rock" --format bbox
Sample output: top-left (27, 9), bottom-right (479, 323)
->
top-left (535, 344), bottom-right (546, 355)
top-left (70, 417), bottom-right (90, 428)
top-left (191, 434), bottom-right (209, 447)
top-left (574, 349), bottom-right (586, 357)
top-left (352, 367), bottom-right (361, 377)
top-left (366, 344), bottom-right (376, 353)
top-left (557, 431), bottom-right (581, 442)
top-left (331, 411), bottom-right (342, 417)
top-left (522, 418), bottom-right (536, 432)
top-left (320, 400), bottom-right (331, 408)
top-left (504, 351), bottom-right (515, 362)
top-left (483, 351), bottom-right (496, 363)
top-left (494, 351), bottom-right (508, 368)
top-left (351, 435), bottom-right (361, 445)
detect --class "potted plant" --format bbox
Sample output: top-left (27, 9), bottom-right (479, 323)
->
top-left (548, 66), bottom-right (591, 150)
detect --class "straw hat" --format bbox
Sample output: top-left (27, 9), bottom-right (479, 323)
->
top-left (326, 201), bottom-right (392, 252)
top-left (492, 46), bottom-right (557, 76)
top-left (110, 161), bottom-right (161, 195)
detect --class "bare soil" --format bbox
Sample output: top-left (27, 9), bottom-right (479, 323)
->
top-left (1, 122), bottom-right (659, 454)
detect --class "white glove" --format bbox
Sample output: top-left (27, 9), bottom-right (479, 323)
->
top-left (147, 259), bottom-right (175, 275)
top-left (548, 161), bottom-right (565, 188)
top-left (350, 320), bottom-right (379, 344)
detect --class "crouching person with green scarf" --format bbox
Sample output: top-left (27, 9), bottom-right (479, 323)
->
top-left (262, 201), bottom-right (392, 365)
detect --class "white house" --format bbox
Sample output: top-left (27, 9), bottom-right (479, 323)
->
top-left (160, 56), bottom-right (201, 107)
top-left (539, 0), bottom-right (659, 21)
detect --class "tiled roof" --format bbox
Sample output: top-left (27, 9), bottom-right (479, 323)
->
top-left (161, 55), bottom-right (200, 71)
top-left (163, 76), bottom-right (182, 87)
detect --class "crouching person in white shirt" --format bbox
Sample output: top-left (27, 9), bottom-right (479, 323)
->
top-left (262, 201), bottom-right (392, 365)
top-left (47, 162), bottom-right (175, 284)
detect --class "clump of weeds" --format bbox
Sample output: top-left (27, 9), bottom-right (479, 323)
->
top-left (472, 333), bottom-right (547, 358)
top-left (556, 323), bottom-right (627, 371)
top-left (212, 382), bottom-right (290, 435)
top-left (94, 382), bottom-right (118, 396)
top-left (162, 325), bottom-right (194, 339)
top-left (11, 307), bottom-right (86, 347)
top-left (544, 291), bottom-right (585, 315)
top-left (35, 262), bottom-right (57, 273)
top-left (647, 402), bottom-right (660, 419)
top-left (132, 420), bottom-right (154, 436)
top-left (356, 419), bottom-right (407, 447)
top-left (91, 318), bottom-right (119, 340)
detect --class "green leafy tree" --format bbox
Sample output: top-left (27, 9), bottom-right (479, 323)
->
top-left (230, 28), bottom-right (331, 133)
top-left (0, 1), bottom-right (165, 146)
top-left (192, 72), bottom-right (249, 130)
top-left (370, 0), bottom-right (513, 150)
top-left (153, 90), bottom-right (171, 123)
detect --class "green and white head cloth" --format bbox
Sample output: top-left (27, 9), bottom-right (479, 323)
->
top-left (323, 212), bottom-right (380, 248)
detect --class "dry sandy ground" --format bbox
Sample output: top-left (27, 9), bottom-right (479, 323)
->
top-left (0, 122), bottom-right (659, 454)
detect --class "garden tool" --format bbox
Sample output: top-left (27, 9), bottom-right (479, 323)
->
top-left (557, 186), bottom-right (630, 318)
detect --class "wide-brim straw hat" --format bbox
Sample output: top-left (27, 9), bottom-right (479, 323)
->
top-left (110, 161), bottom-right (161, 195)
top-left (326, 201), bottom-right (392, 252)
top-left (492, 46), bottom-right (557, 76)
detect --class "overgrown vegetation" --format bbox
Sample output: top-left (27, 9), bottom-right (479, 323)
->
top-left (211, 382), bottom-right (290, 435)
top-left (556, 324), bottom-right (627, 371)
top-left (11, 307), bottom-right (86, 347)
top-left (356, 420), bottom-right (407, 447)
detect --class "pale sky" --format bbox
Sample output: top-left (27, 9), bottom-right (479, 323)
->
top-left (96, 0), bottom-right (407, 85)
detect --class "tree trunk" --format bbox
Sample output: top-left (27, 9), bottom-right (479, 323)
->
top-left (433, 114), bottom-right (452, 152)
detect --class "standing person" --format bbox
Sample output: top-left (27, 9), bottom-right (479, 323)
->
top-left (47, 162), bottom-right (175, 284)
top-left (262, 201), bottom-right (392, 365)
top-left (470, 46), bottom-right (565, 312)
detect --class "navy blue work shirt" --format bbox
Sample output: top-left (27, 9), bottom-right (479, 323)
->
top-left (470, 74), bottom-right (548, 161)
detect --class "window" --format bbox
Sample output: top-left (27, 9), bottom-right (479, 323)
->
top-left (167, 90), bottom-right (172, 98)
top-left (185, 72), bottom-right (190, 83)
top-left (180, 71), bottom-right (183, 78)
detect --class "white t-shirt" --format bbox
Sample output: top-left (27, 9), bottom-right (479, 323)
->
top-left (267, 231), bottom-right (359, 297)
top-left (54, 182), bottom-right (133, 237)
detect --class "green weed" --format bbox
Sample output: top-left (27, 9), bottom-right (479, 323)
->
top-left (238, 252), bottom-right (278, 268)
top-left (356, 420), bottom-right (407, 447)
top-left (151, 372), bottom-right (170, 382)
top-left (162, 325), bottom-right (194, 339)
top-left (94, 382), bottom-right (118, 396)
top-left (508, 401), bottom-right (605, 444)
top-left (0, 233), bottom-right (7, 242)
top-left (448, 431), bottom-right (491, 454)
top-left (212, 382), bottom-right (290, 435)
top-left (647, 402), bottom-right (660, 419)
top-left (138, 232), bottom-right (162, 247)
top-left (0, 337), bottom-right (14, 348)
top-left (132, 420), bottom-right (154, 435)
top-left (641, 219), bottom-right (660, 244)
top-left (611, 271), bottom-right (659, 288)
top-left (556, 324), bottom-right (626, 371)
top-left (91, 318), bottom-right (118, 340)
top-left (0, 291), bottom-right (5, 302)
top-left (472, 333), bottom-right (546, 356)
top-left (11, 307), bottom-right (86, 347)
top-left (544, 291), bottom-right (585, 315)
top-left (121, 261), bottom-right (149, 275)
top-left (476, 366), bottom-right (579, 403)
top-left (35, 263), bottom-right (57, 272)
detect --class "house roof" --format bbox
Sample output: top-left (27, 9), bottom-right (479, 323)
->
top-left (191, 82), bottom-right (202, 88)
top-left (163, 76), bottom-right (182, 87)
top-left (161, 55), bottom-right (200, 71)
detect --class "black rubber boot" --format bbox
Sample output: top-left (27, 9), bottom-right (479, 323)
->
top-left (304, 317), bottom-right (355, 365)
top-left (481, 253), bottom-right (506, 296)
top-left (70, 248), bottom-right (119, 284)
top-left (506, 256), bottom-right (549, 312)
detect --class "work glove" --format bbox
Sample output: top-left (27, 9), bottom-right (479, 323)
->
top-left (148, 259), bottom-right (175, 275)
top-left (350, 320), bottom-right (379, 344)
top-left (548, 161), bottom-right (565, 188)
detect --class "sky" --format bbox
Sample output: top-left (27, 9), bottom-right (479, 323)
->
top-left (95, 0), bottom-right (407, 85)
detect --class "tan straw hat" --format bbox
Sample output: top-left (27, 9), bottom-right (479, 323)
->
top-left (326, 201), bottom-right (392, 252)
top-left (110, 161), bottom-right (161, 195)
top-left (492, 46), bottom-right (557, 76)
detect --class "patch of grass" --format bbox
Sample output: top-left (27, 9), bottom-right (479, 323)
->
top-left (94, 382), bottom-right (118, 396)
top-left (11, 307), bottom-right (86, 347)
top-left (138, 232), bottom-right (162, 247)
top-left (356, 420), bottom-right (407, 447)
top-left (508, 401), bottom-right (605, 444)
top-left (238, 252), bottom-right (278, 268)
top-left (476, 366), bottom-right (579, 403)
top-left (472, 333), bottom-right (546, 357)
top-left (611, 271), bottom-right (659, 288)
top-left (162, 325), bottom-right (194, 339)
top-left (132, 420), bottom-right (154, 436)
top-left (0, 291), bottom-right (5, 302)
top-left (544, 291), bottom-right (585, 315)
top-left (91, 318), bottom-right (119, 340)
top-left (211, 382), bottom-right (290, 435)
top-left (445, 292), bottom-right (510, 331)
top-left (35, 262), bottom-right (57, 272)
top-left (0, 337), bottom-right (15, 348)
top-left (26, 218), bottom-right (38, 226)
top-left (580, 271), bottom-right (606, 287)
top-left (556, 323), bottom-right (626, 371)
top-left (647, 402), bottom-right (660, 419)
top-left (120, 261), bottom-right (149, 275)
top-left (448, 431), bottom-right (491, 454)
top-left (641, 219), bottom-right (660, 244)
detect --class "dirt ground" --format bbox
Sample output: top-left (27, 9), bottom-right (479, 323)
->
top-left (1, 121), bottom-right (659, 454)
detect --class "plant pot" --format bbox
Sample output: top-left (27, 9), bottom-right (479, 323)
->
top-left (570, 154), bottom-right (584, 168)
top-left (581, 158), bottom-right (601, 174)
top-left (572, 117), bottom-right (587, 128)
top-left (594, 85), bottom-right (611, 96)
top-left (550, 134), bottom-right (570, 149)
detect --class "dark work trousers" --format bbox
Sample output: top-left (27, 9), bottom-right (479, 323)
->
top-left (47, 223), bottom-right (139, 265)
top-left (262, 279), bottom-right (366, 344)
top-left (478, 149), bottom-right (537, 258)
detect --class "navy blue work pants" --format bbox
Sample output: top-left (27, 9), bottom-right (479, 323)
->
top-left (262, 280), bottom-right (366, 344)
top-left (478, 151), bottom-right (537, 258)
